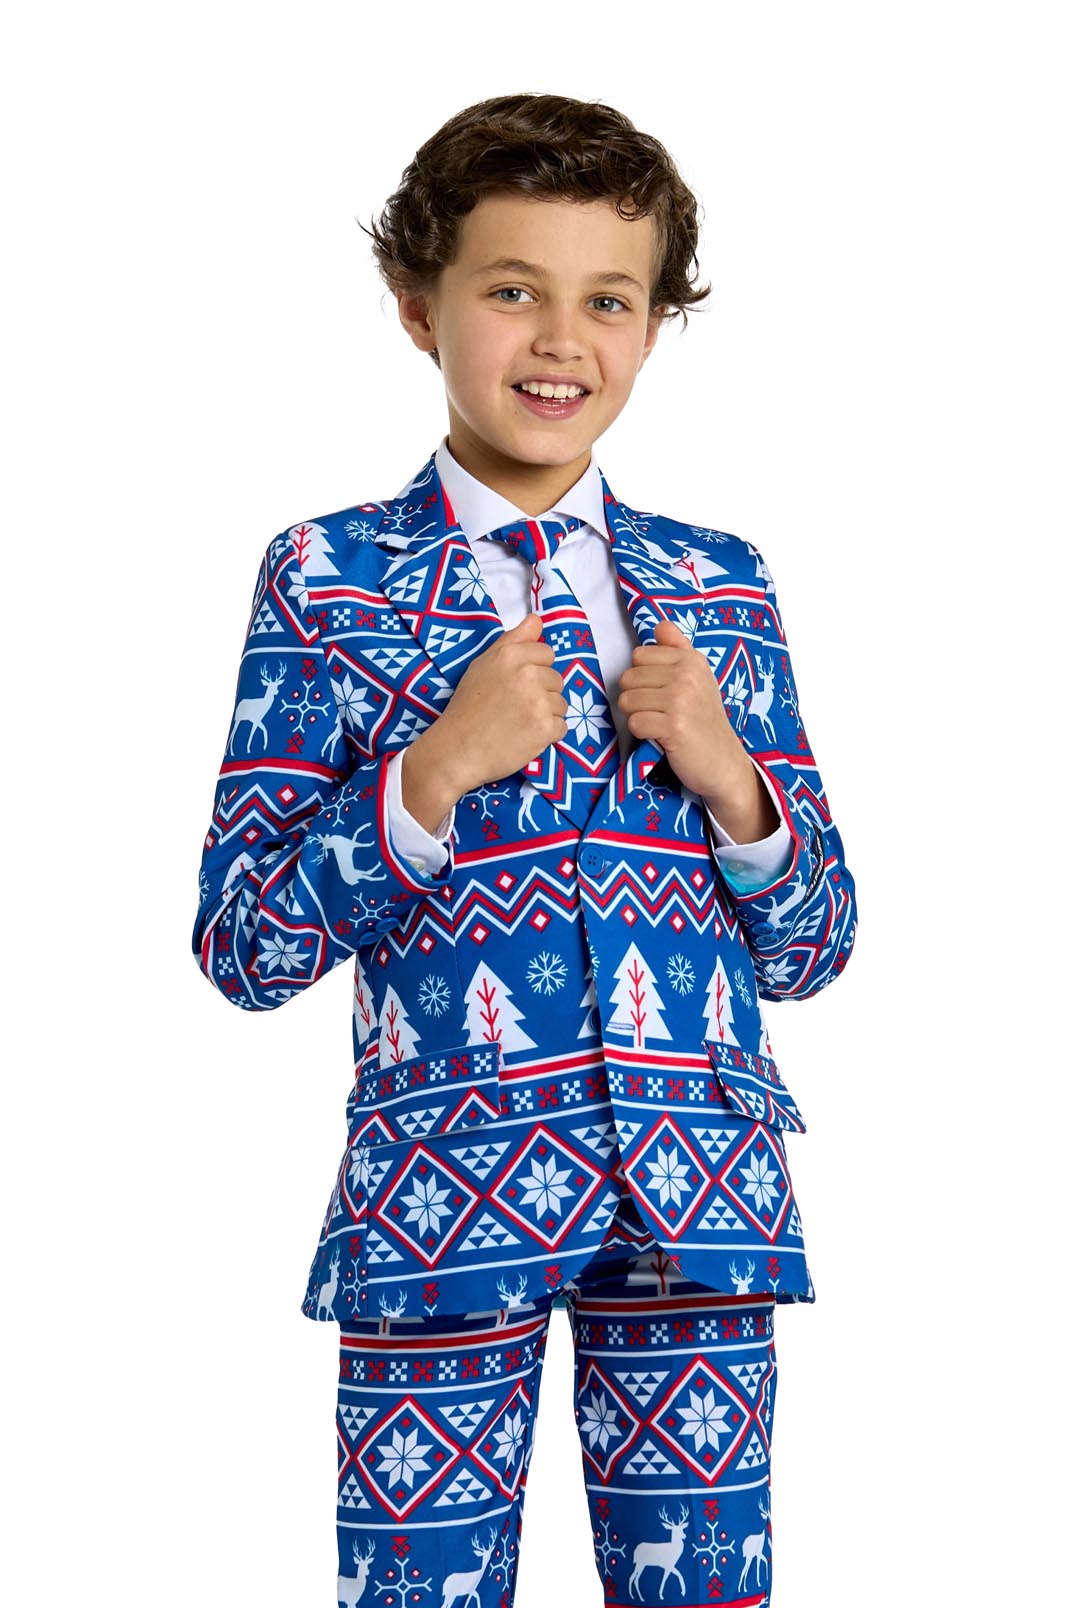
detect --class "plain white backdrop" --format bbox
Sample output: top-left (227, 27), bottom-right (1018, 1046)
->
top-left (6, 2), bottom-right (1077, 1603)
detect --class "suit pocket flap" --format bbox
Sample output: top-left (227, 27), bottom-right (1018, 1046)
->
top-left (702, 1038), bottom-right (807, 1134)
top-left (347, 1042), bottom-right (502, 1147)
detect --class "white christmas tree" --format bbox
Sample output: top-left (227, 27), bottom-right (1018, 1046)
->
top-left (378, 984), bottom-right (422, 1066)
top-left (608, 941), bottom-right (672, 1049)
top-left (703, 955), bottom-right (740, 1045)
top-left (461, 962), bottom-right (537, 1053)
top-left (288, 519), bottom-right (340, 575)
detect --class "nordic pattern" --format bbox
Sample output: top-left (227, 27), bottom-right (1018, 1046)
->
top-left (191, 448), bottom-right (857, 1322)
top-left (335, 1194), bottom-right (778, 1608)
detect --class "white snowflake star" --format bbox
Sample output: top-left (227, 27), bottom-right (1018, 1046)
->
top-left (579, 1388), bottom-right (621, 1451)
top-left (401, 1172), bottom-right (454, 1237)
top-left (644, 1146), bottom-right (693, 1207)
top-left (564, 685), bottom-right (612, 747)
top-left (375, 1424), bottom-right (433, 1489)
top-left (676, 1386), bottom-right (735, 1452)
top-left (517, 1154), bottom-right (574, 1219)
top-left (741, 1149), bottom-right (782, 1213)
top-left (492, 1408), bottom-right (525, 1468)
top-left (256, 931), bottom-right (308, 973)
top-left (333, 671), bottom-right (376, 730)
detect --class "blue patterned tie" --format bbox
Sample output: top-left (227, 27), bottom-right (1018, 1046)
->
top-left (482, 515), bottom-right (623, 825)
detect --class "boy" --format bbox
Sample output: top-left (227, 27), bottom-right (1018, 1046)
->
top-left (192, 93), bottom-right (856, 1607)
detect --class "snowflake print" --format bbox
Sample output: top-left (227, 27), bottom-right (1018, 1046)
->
top-left (517, 1154), bottom-right (574, 1220)
top-left (400, 1173), bottom-right (454, 1238)
top-left (734, 967), bottom-right (753, 1008)
top-left (256, 931), bottom-right (308, 974)
top-left (333, 671), bottom-right (376, 732)
top-left (780, 675), bottom-right (798, 722)
top-left (565, 684), bottom-right (613, 748)
top-left (491, 1407), bottom-right (525, 1469)
top-left (418, 974), bottom-right (451, 1015)
top-left (676, 1386), bottom-right (736, 1453)
top-left (644, 1145), bottom-right (694, 1207)
top-left (741, 1149), bottom-right (782, 1214)
top-left (527, 950), bottom-right (568, 995)
top-left (344, 516), bottom-right (379, 543)
top-left (579, 1388), bottom-right (621, 1451)
top-left (447, 557), bottom-right (492, 608)
top-left (375, 1424), bottom-right (433, 1490)
top-left (667, 953), bottom-right (695, 995)
top-left (689, 525), bottom-right (733, 547)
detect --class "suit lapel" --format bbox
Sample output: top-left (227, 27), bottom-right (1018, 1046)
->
top-left (372, 450), bottom-right (706, 818)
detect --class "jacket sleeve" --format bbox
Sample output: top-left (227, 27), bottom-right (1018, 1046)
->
top-left (190, 531), bottom-right (457, 1010)
top-left (716, 541), bottom-right (858, 1002)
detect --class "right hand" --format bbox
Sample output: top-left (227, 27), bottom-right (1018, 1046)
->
top-left (438, 612), bottom-right (567, 790)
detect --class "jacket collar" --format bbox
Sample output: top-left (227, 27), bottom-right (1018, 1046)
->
top-left (371, 447), bottom-right (705, 795)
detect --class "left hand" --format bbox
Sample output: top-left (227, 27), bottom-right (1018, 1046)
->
top-left (617, 619), bottom-right (769, 824)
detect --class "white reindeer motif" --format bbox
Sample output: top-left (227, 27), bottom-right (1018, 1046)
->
top-left (737, 1495), bottom-right (771, 1593)
top-left (728, 1257), bottom-right (756, 1294)
top-left (759, 871), bottom-right (807, 929)
top-left (495, 1272), bottom-right (529, 1308)
top-left (517, 780), bottom-right (541, 832)
top-left (336, 1537), bottom-right (376, 1607)
top-left (229, 660), bottom-right (287, 754)
top-left (440, 1524), bottom-right (498, 1608)
top-left (739, 653), bottom-right (778, 743)
top-left (378, 1287), bottom-right (408, 1318)
top-left (312, 824), bottom-right (388, 887)
top-left (628, 1502), bottom-right (689, 1600)
top-left (315, 1247), bottom-right (340, 1318)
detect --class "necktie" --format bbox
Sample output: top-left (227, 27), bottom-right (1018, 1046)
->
top-left (481, 515), bottom-right (623, 826)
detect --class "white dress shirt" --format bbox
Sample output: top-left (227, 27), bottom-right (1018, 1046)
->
top-left (384, 436), bottom-right (795, 890)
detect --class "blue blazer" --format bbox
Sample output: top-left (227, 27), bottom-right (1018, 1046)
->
top-left (191, 448), bottom-right (857, 1322)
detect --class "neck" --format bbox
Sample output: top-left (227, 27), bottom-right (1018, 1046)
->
top-left (445, 429), bottom-right (592, 517)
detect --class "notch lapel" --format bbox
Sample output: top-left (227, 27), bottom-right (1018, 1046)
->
top-left (372, 451), bottom-right (706, 818)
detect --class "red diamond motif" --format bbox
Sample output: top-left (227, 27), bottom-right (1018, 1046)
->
top-left (277, 785), bottom-right (297, 805)
top-left (469, 923), bottom-right (490, 943)
top-left (419, 934), bottom-right (436, 953)
top-left (620, 906), bottom-right (638, 926)
top-left (559, 858), bottom-right (575, 876)
top-left (643, 862), bottom-right (658, 882)
top-left (497, 872), bottom-right (515, 891)
top-left (530, 911), bottom-right (551, 930)
top-left (670, 912), bottom-right (686, 932)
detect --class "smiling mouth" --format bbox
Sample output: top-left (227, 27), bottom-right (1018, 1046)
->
top-left (510, 384), bottom-right (590, 413)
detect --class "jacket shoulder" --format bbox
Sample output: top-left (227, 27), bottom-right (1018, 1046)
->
top-left (653, 511), bottom-right (773, 593)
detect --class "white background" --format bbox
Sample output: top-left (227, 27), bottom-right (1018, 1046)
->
top-left (5, 2), bottom-right (1077, 1603)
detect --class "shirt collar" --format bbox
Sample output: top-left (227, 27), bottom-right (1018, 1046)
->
top-left (434, 435), bottom-right (608, 545)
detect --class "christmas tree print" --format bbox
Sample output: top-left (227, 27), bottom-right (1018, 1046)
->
top-left (703, 954), bottom-right (741, 1045)
top-left (379, 984), bottom-right (421, 1066)
top-left (461, 962), bottom-right (537, 1053)
top-left (608, 942), bottom-right (672, 1048)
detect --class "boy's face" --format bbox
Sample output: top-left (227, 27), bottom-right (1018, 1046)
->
top-left (398, 192), bottom-right (664, 509)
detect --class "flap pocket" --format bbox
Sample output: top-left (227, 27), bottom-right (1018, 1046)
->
top-left (346, 1041), bottom-right (502, 1148)
top-left (702, 1037), bottom-right (807, 1134)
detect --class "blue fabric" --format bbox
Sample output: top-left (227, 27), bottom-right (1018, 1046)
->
top-left (190, 447), bottom-right (857, 1324)
top-left (335, 1189), bottom-right (778, 1607)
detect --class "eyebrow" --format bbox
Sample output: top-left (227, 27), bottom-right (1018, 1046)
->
top-left (470, 257), bottom-right (647, 296)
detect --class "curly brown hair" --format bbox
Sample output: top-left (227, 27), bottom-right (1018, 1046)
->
top-left (359, 93), bottom-right (711, 368)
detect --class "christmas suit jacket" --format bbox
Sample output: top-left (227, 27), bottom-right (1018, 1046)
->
top-left (191, 448), bottom-right (857, 1323)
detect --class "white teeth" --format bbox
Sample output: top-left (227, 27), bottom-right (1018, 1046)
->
top-left (515, 381), bottom-right (586, 399)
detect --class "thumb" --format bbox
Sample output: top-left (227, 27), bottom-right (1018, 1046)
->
top-left (656, 618), bottom-right (690, 646)
top-left (505, 611), bottom-right (544, 634)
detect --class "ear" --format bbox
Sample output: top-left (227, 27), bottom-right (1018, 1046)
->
top-left (397, 289), bottom-right (438, 356)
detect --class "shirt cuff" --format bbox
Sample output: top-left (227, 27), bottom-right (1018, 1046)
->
top-left (385, 749), bottom-right (454, 880)
top-left (704, 759), bottom-right (796, 890)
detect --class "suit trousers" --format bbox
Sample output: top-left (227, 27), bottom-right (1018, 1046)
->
top-left (334, 1188), bottom-right (779, 1607)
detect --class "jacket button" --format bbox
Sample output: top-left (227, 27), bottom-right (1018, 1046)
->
top-left (579, 846), bottom-right (604, 875)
